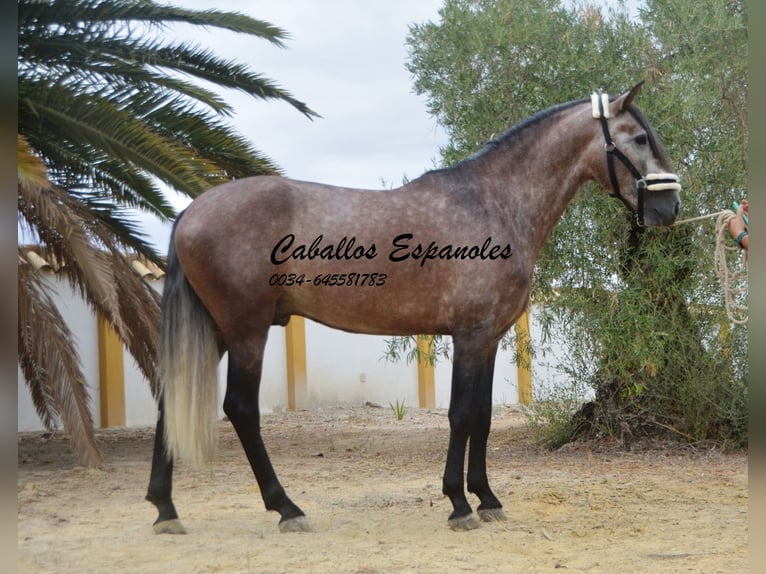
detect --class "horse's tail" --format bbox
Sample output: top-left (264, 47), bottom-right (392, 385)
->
top-left (159, 215), bottom-right (220, 467)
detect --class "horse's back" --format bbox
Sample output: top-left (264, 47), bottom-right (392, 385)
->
top-left (172, 174), bottom-right (529, 339)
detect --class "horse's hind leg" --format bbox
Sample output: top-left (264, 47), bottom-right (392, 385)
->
top-left (146, 398), bottom-right (186, 534)
top-left (224, 339), bottom-right (309, 533)
top-left (467, 352), bottom-right (507, 523)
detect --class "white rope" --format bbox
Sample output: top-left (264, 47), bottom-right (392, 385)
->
top-left (673, 209), bottom-right (731, 225)
top-left (674, 210), bottom-right (748, 324)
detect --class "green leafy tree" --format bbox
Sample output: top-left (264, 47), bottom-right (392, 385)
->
top-left (18, 0), bottom-right (317, 466)
top-left (405, 0), bottom-right (747, 447)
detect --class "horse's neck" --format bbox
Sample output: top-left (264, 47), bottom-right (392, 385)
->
top-left (468, 107), bottom-right (597, 259)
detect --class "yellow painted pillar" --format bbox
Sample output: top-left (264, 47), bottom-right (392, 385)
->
top-left (285, 316), bottom-right (308, 411)
top-left (417, 335), bottom-right (436, 408)
top-left (515, 311), bottom-right (533, 405)
top-left (97, 314), bottom-right (125, 427)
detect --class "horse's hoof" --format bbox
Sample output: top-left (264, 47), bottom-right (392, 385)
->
top-left (279, 515), bottom-right (311, 533)
top-left (448, 513), bottom-right (481, 531)
top-left (478, 508), bottom-right (507, 523)
top-left (153, 518), bottom-right (187, 535)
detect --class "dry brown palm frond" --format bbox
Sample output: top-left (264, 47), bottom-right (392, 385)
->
top-left (18, 254), bottom-right (104, 468)
top-left (18, 170), bottom-right (161, 393)
top-left (18, 178), bottom-right (127, 334)
top-left (18, 135), bottom-right (160, 466)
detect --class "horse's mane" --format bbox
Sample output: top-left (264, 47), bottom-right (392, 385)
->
top-left (421, 95), bottom-right (671, 177)
top-left (425, 98), bottom-right (588, 177)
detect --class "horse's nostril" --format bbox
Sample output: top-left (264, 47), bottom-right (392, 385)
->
top-left (674, 202), bottom-right (680, 216)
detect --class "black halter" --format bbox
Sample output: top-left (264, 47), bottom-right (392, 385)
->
top-left (592, 93), bottom-right (680, 227)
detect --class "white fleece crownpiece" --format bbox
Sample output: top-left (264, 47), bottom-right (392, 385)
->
top-left (591, 92), bottom-right (610, 119)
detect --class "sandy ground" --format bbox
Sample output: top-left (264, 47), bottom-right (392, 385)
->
top-left (18, 405), bottom-right (747, 573)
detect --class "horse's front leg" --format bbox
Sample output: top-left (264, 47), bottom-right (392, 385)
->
top-left (225, 343), bottom-right (309, 533)
top-left (146, 398), bottom-right (187, 534)
top-left (443, 337), bottom-right (500, 530)
top-left (466, 352), bottom-right (507, 522)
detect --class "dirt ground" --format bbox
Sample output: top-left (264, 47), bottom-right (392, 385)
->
top-left (18, 405), bottom-right (747, 573)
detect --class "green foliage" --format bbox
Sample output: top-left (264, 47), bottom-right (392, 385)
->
top-left (390, 399), bottom-right (407, 421)
top-left (522, 383), bottom-right (592, 449)
top-left (406, 0), bottom-right (747, 448)
top-left (407, 0), bottom-right (647, 165)
top-left (383, 334), bottom-right (452, 365)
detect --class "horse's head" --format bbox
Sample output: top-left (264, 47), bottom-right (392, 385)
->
top-left (590, 82), bottom-right (681, 227)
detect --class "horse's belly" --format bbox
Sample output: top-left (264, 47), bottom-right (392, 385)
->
top-left (275, 265), bottom-right (525, 336)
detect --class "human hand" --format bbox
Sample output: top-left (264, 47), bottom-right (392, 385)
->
top-left (729, 199), bottom-right (749, 249)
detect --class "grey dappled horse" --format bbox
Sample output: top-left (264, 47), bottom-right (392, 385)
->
top-left (146, 83), bottom-right (681, 534)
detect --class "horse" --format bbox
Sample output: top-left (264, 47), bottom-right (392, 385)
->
top-left (146, 82), bottom-right (681, 534)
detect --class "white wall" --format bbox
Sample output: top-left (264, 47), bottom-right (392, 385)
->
top-left (304, 320), bottom-right (419, 409)
top-left (123, 354), bottom-right (159, 428)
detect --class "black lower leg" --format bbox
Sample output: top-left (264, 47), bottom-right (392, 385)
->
top-left (228, 416), bottom-right (305, 522)
top-left (466, 352), bottom-right (503, 516)
top-left (146, 399), bottom-right (182, 529)
top-left (467, 436), bottom-right (502, 512)
top-left (443, 430), bottom-right (472, 521)
top-left (225, 356), bottom-right (305, 525)
top-left (442, 346), bottom-right (481, 523)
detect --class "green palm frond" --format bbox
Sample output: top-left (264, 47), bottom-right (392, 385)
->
top-left (21, 80), bottom-right (219, 196)
top-left (18, 0), bottom-right (318, 120)
top-left (23, 0), bottom-right (290, 46)
top-left (32, 138), bottom-right (177, 221)
top-left (74, 195), bottom-right (164, 265)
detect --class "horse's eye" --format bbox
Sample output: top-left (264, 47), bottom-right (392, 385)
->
top-left (635, 133), bottom-right (648, 146)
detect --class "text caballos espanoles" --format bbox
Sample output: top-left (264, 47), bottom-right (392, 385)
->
top-left (270, 233), bottom-right (512, 267)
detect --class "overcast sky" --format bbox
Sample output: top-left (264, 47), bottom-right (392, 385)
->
top-left (144, 0), bottom-right (449, 251)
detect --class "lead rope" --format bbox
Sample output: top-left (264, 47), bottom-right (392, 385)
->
top-left (674, 210), bottom-right (748, 324)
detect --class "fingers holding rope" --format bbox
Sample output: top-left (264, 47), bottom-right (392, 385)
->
top-left (674, 209), bottom-right (748, 325)
top-left (713, 210), bottom-right (748, 324)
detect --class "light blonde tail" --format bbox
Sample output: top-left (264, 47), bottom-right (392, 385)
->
top-left (159, 226), bottom-right (220, 467)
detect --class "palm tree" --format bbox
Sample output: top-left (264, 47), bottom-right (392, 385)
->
top-left (18, 0), bottom-right (318, 466)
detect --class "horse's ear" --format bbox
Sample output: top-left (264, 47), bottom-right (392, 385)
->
top-left (612, 81), bottom-right (645, 114)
